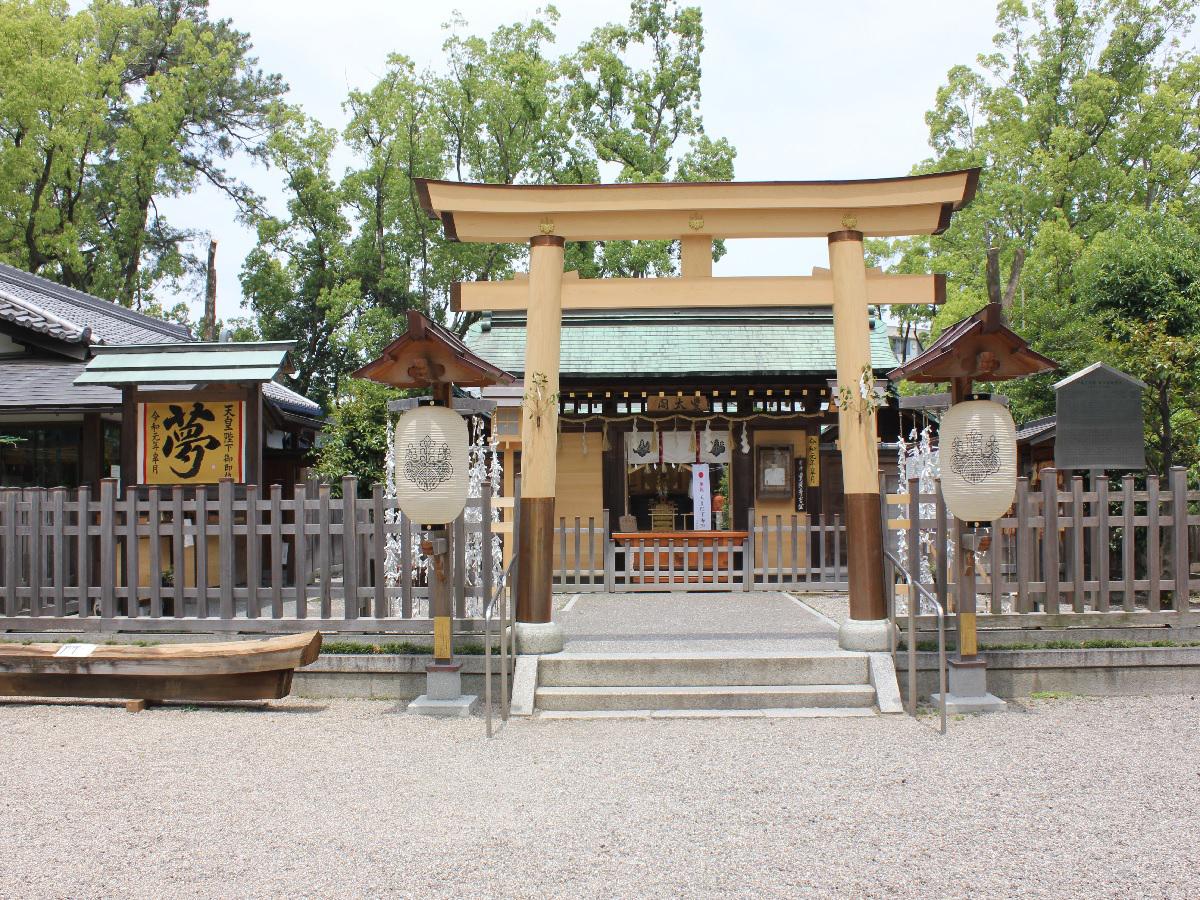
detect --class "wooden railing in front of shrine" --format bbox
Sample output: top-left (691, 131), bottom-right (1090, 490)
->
top-left (0, 477), bottom-right (511, 634)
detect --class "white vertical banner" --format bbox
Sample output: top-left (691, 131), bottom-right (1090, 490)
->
top-left (692, 463), bottom-right (712, 531)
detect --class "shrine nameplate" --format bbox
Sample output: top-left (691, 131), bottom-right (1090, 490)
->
top-left (1054, 364), bottom-right (1145, 471)
top-left (648, 395), bottom-right (708, 413)
top-left (139, 399), bottom-right (245, 484)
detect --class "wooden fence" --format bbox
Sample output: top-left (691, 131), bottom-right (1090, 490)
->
top-left (885, 467), bottom-right (1200, 628)
top-left (0, 477), bottom-right (512, 633)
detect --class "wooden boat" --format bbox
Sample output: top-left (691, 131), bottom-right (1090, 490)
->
top-left (0, 631), bottom-right (322, 704)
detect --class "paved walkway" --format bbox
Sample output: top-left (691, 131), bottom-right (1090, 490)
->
top-left (556, 590), bottom-right (841, 653)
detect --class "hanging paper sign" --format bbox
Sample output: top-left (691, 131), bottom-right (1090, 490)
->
top-left (692, 464), bottom-right (712, 530)
top-left (139, 399), bottom-right (244, 485)
top-left (626, 432), bottom-right (730, 465)
top-left (939, 398), bottom-right (1018, 523)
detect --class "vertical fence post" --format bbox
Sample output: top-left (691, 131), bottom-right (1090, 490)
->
top-left (603, 509), bottom-right (615, 592)
top-left (3, 490), bottom-right (16, 616)
top-left (77, 485), bottom-right (91, 618)
top-left (195, 485), bottom-right (210, 618)
top-left (293, 483), bottom-right (308, 619)
top-left (453, 512), bottom-right (466, 619)
top-left (123, 485), bottom-right (138, 618)
top-left (1122, 476), bottom-right (1136, 611)
top-left (1015, 478), bottom-right (1030, 613)
top-left (147, 487), bottom-right (162, 618)
top-left (218, 479), bottom-right (235, 620)
top-left (1096, 475), bottom-right (1110, 613)
top-left (51, 488), bottom-right (66, 617)
top-left (318, 481), bottom-right (332, 619)
top-left (246, 483), bottom-right (260, 619)
top-left (99, 478), bottom-right (116, 618)
top-left (1147, 475), bottom-right (1162, 612)
top-left (1171, 467), bottom-right (1190, 617)
top-left (27, 489), bottom-right (42, 618)
top-left (482, 483), bottom-right (494, 618)
top-left (270, 485), bottom-right (284, 619)
top-left (341, 476), bottom-right (359, 619)
top-left (1071, 475), bottom-right (1086, 613)
top-left (371, 482), bottom-right (387, 619)
top-left (1041, 470), bottom-right (1059, 614)
top-left (933, 480), bottom-right (948, 613)
top-left (744, 507), bottom-right (755, 590)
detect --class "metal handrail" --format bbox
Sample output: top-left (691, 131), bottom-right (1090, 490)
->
top-left (484, 483), bottom-right (519, 739)
top-left (483, 555), bottom-right (517, 738)
top-left (884, 546), bottom-right (947, 735)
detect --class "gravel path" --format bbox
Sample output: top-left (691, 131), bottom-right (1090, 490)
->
top-left (1, 694), bottom-right (1196, 898)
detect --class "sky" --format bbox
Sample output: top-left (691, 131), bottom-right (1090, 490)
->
top-left (159, 0), bottom-right (1004, 324)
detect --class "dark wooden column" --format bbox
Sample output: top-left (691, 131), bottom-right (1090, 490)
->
top-left (80, 412), bottom-right (104, 490)
top-left (119, 387), bottom-right (137, 491)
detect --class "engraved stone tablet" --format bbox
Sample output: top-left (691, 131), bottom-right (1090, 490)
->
top-left (54, 643), bottom-right (97, 658)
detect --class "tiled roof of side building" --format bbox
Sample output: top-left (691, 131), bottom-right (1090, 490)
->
top-left (462, 308), bottom-right (899, 379)
top-left (0, 289), bottom-right (89, 343)
top-left (0, 262), bottom-right (192, 345)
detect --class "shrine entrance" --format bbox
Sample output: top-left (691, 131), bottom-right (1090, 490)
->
top-left (416, 170), bottom-right (979, 652)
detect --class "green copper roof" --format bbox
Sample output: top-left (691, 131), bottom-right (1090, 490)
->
top-left (74, 341), bottom-right (295, 386)
top-left (462, 308), bottom-right (898, 379)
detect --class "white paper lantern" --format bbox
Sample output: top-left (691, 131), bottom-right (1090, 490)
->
top-left (939, 398), bottom-right (1018, 524)
top-left (393, 405), bottom-right (469, 525)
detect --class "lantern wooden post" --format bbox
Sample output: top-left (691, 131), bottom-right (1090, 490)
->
top-left (514, 234), bottom-right (566, 653)
top-left (949, 377), bottom-right (979, 663)
top-left (828, 229), bottom-right (892, 651)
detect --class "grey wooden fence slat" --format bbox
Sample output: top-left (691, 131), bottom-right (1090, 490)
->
top-left (3, 490), bottom-right (16, 616)
top-left (293, 483), bottom-right (308, 619)
top-left (246, 483), bottom-right (261, 619)
top-left (833, 514), bottom-right (842, 584)
top-left (218, 480), bottom-right (235, 620)
top-left (318, 482), bottom-right (331, 618)
top-left (775, 515), bottom-right (783, 584)
top-left (371, 483), bottom-right (386, 618)
top-left (99, 479), bottom-right (116, 618)
top-left (1041, 473), bottom-right (1059, 614)
top-left (341, 477), bottom-right (358, 620)
top-left (743, 508), bottom-right (754, 592)
top-left (171, 486), bottom-right (185, 617)
top-left (1016, 478), bottom-right (1031, 613)
top-left (558, 516), bottom-right (567, 584)
top-left (667, 535), bottom-right (676, 586)
top-left (1147, 476), bottom-right (1161, 612)
top-left (587, 515), bottom-right (596, 588)
top-left (123, 486), bottom-right (137, 618)
top-left (573, 516), bottom-right (582, 586)
top-left (1172, 467), bottom-right (1189, 614)
top-left (148, 488), bottom-right (162, 618)
top-left (1122, 477), bottom-right (1136, 611)
top-left (603, 510), bottom-right (615, 591)
top-left (1071, 476), bottom-right (1085, 613)
top-left (453, 513), bottom-right (466, 619)
top-left (400, 513), bottom-right (413, 617)
top-left (790, 515), bottom-right (799, 585)
top-left (818, 514), bottom-right (827, 584)
top-left (28, 489), bottom-right (42, 618)
top-left (1096, 476), bottom-right (1110, 612)
top-left (195, 485), bottom-right (209, 618)
top-left (270, 485), bottom-right (283, 618)
top-left (77, 485), bottom-right (91, 618)
top-left (51, 489), bottom-right (66, 617)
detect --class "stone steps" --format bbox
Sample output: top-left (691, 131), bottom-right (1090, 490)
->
top-left (535, 682), bottom-right (876, 711)
top-left (532, 651), bottom-right (880, 715)
top-left (538, 651), bottom-right (867, 687)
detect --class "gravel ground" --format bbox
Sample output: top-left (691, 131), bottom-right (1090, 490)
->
top-left (1, 694), bottom-right (1197, 899)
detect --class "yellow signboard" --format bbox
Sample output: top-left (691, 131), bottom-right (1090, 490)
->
top-left (139, 400), bottom-right (244, 485)
top-left (807, 435), bottom-right (820, 487)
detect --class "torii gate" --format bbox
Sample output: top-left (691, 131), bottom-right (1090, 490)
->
top-left (416, 170), bottom-right (979, 652)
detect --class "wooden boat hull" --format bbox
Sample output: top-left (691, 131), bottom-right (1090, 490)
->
top-left (0, 632), bottom-right (321, 703)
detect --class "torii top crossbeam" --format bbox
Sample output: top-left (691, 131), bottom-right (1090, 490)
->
top-left (415, 170), bottom-right (979, 241)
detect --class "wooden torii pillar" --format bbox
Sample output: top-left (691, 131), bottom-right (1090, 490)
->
top-left (418, 170), bottom-right (979, 652)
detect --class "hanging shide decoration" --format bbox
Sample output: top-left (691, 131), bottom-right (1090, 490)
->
top-left (938, 397), bottom-right (1017, 524)
top-left (393, 405), bottom-right (470, 525)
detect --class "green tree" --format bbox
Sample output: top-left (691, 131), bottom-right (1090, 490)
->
top-left (0, 0), bottom-right (285, 310)
top-left (877, 0), bottom-right (1200, 432)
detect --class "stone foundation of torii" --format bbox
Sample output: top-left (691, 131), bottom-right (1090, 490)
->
top-left (416, 170), bottom-right (979, 653)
